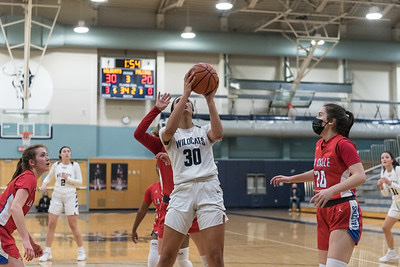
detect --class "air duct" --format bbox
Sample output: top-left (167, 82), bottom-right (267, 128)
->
top-left (191, 119), bottom-right (400, 139)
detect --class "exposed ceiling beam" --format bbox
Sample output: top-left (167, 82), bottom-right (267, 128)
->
top-left (316, 0), bottom-right (330, 13)
top-left (381, 4), bottom-right (394, 16)
top-left (239, 8), bottom-right (390, 22)
top-left (254, 9), bottom-right (292, 32)
top-left (328, 0), bottom-right (400, 8)
top-left (247, 0), bottom-right (259, 9)
top-left (158, 0), bottom-right (185, 14)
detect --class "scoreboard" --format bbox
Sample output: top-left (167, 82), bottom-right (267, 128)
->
top-left (100, 57), bottom-right (156, 100)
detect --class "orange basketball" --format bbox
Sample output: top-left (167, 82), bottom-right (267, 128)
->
top-left (189, 63), bottom-right (219, 95)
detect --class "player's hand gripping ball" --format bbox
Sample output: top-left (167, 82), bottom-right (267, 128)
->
top-left (189, 63), bottom-right (219, 95)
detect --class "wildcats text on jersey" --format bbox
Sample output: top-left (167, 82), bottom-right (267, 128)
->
top-left (176, 137), bottom-right (206, 149)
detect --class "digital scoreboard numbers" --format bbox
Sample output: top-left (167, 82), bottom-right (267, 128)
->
top-left (100, 57), bottom-right (156, 100)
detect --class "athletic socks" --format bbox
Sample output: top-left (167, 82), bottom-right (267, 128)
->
top-left (176, 247), bottom-right (193, 267)
top-left (201, 255), bottom-right (209, 267)
top-left (147, 240), bottom-right (159, 267)
top-left (326, 258), bottom-right (347, 267)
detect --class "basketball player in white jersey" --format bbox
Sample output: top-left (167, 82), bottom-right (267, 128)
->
top-left (158, 70), bottom-right (226, 267)
top-left (39, 146), bottom-right (86, 262)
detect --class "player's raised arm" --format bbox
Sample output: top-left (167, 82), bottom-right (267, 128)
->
top-left (204, 86), bottom-right (223, 143)
top-left (161, 71), bottom-right (195, 144)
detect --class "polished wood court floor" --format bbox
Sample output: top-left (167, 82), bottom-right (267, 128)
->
top-left (17, 209), bottom-right (400, 266)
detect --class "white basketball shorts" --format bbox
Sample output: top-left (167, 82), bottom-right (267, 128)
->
top-left (388, 200), bottom-right (400, 219)
top-left (165, 176), bottom-right (227, 234)
top-left (48, 190), bottom-right (79, 216)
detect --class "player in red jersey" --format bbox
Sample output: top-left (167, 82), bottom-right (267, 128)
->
top-left (271, 103), bottom-right (366, 267)
top-left (134, 92), bottom-right (206, 267)
top-left (131, 180), bottom-right (164, 267)
top-left (0, 144), bottom-right (50, 266)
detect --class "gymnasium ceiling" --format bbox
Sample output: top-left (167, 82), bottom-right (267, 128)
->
top-left (1, 0), bottom-right (400, 43)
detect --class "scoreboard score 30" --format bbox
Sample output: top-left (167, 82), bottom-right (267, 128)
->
top-left (100, 57), bottom-right (156, 100)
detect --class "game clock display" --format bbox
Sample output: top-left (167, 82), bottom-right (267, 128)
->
top-left (100, 57), bottom-right (156, 100)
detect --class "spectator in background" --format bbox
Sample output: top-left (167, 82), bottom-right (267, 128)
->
top-left (289, 183), bottom-right (301, 212)
top-left (37, 191), bottom-right (51, 213)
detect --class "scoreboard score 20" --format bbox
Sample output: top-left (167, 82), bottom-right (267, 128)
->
top-left (100, 57), bottom-right (156, 100)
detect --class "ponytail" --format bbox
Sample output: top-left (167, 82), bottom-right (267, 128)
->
top-left (343, 110), bottom-right (354, 138)
top-left (11, 158), bottom-right (24, 182)
top-left (324, 103), bottom-right (354, 138)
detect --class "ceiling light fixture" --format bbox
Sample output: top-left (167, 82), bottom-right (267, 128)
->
top-left (216, 0), bottom-right (233, 11)
top-left (91, 0), bottom-right (107, 2)
top-left (181, 26), bottom-right (196, 39)
top-left (366, 6), bottom-right (382, 20)
top-left (181, 7), bottom-right (195, 39)
top-left (74, 1), bottom-right (89, 33)
top-left (311, 34), bottom-right (325, 46)
top-left (74, 20), bottom-right (89, 33)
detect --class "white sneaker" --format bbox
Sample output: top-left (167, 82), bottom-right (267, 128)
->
top-left (379, 249), bottom-right (399, 262)
top-left (77, 250), bottom-right (87, 261)
top-left (39, 251), bottom-right (52, 262)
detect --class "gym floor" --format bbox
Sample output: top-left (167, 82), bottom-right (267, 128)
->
top-left (19, 209), bottom-right (400, 266)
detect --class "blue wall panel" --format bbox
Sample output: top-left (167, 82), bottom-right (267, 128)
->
top-left (96, 126), bottom-right (155, 158)
top-left (217, 160), bottom-right (312, 208)
top-left (0, 124), bottom-right (98, 159)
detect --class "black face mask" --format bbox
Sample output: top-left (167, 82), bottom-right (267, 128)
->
top-left (312, 118), bottom-right (327, 135)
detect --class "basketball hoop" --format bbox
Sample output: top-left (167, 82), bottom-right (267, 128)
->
top-left (18, 132), bottom-right (33, 152)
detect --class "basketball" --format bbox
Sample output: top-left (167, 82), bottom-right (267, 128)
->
top-left (189, 63), bottom-right (219, 95)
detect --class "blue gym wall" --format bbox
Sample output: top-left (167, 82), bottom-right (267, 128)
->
top-left (217, 160), bottom-right (310, 208)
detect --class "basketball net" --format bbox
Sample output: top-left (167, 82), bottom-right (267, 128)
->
top-left (18, 132), bottom-right (32, 151)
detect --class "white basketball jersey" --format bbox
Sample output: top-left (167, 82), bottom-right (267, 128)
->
top-left (43, 162), bottom-right (83, 193)
top-left (381, 166), bottom-right (400, 202)
top-left (160, 124), bottom-right (218, 184)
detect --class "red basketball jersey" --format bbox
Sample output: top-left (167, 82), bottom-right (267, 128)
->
top-left (314, 134), bottom-right (361, 200)
top-left (0, 170), bottom-right (37, 233)
top-left (143, 181), bottom-right (163, 232)
top-left (143, 181), bottom-right (162, 209)
top-left (134, 106), bottom-right (174, 196)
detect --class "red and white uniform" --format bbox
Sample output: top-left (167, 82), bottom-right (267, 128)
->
top-left (144, 182), bottom-right (162, 234)
top-left (313, 134), bottom-right (362, 250)
top-left (134, 106), bottom-right (199, 238)
top-left (0, 170), bottom-right (37, 261)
